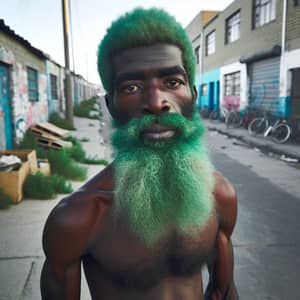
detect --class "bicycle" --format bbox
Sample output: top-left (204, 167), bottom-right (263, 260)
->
top-left (249, 113), bottom-right (292, 144)
top-left (220, 104), bottom-right (241, 129)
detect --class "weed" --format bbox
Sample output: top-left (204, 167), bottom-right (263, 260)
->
top-left (23, 172), bottom-right (73, 199)
top-left (74, 97), bottom-right (101, 120)
top-left (49, 112), bottom-right (76, 130)
top-left (0, 188), bottom-right (13, 209)
top-left (84, 157), bottom-right (108, 165)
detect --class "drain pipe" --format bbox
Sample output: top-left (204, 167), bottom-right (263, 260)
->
top-left (279, 0), bottom-right (288, 112)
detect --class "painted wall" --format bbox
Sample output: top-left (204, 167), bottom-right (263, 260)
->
top-left (198, 68), bottom-right (220, 110)
top-left (0, 42), bottom-right (48, 144)
top-left (220, 61), bottom-right (247, 111)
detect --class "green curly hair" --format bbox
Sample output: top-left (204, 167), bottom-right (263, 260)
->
top-left (97, 7), bottom-right (195, 95)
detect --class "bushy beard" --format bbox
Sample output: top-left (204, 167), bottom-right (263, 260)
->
top-left (111, 110), bottom-right (215, 246)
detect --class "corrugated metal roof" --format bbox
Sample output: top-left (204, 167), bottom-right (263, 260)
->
top-left (0, 19), bottom-right (48, 59)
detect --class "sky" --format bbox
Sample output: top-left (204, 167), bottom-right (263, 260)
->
top-left (1, 0), bottom-right (234, 85)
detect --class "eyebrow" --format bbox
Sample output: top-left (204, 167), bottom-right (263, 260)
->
top-left (114, 66), bottom-right (187, 87)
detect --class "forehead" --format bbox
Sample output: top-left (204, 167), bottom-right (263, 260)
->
top-left (112, 44), bottom-right (184, 76)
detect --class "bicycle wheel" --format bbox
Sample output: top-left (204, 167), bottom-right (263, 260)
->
top-left (272, 123), bottom-right (291, 144)
top-left (248, 118), bottom-right (268, 135)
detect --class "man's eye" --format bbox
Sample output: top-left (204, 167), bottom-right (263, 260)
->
top-left (165, 79), bottom-right (183, 89)
top-left (121, 84), bottom-right (140, 94)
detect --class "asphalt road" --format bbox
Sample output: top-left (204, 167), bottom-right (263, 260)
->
top-left (206, 131), bottom-right (300, 300)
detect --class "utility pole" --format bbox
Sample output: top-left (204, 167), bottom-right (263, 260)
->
top-left (62, 0), bottom-right (73, 125)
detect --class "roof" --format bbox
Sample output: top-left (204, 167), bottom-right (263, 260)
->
top-left (0, 19), bottom-right (48, 59)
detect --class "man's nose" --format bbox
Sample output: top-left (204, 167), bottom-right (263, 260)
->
top-left (142, 85), bottom-right (171, 115)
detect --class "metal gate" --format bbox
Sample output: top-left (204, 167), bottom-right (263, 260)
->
top-left (0, 64), bottom-right (13, 150)
top-left (249, 57), bottom-right (280, 113)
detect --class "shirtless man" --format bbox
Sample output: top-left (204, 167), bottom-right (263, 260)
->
top-left (41, 7), bottom-right (238, 300)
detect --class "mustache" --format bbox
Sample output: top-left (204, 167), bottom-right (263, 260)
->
top-left (111, 109), bottom-right (206, 152)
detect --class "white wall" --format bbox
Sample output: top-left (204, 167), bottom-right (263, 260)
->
top-left (220, 61), bottom-right (247, 110)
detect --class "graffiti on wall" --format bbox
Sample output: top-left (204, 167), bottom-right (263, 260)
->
top-left (12, 63), bottom-right (48, 140)
top-left (0, 46), bottom-right (14, 64)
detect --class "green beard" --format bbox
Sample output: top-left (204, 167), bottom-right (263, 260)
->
top-left (111, 110), bottom-right (215, 246)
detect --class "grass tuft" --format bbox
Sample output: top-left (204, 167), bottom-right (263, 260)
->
top-left (74, 97), bottom-right (102, 120)
top-left (49, 112), bottom-right (76, 130)
top-left (23, 172), bottom-right (73, 199)
top-left (0, 188), bottom-right (13, 209)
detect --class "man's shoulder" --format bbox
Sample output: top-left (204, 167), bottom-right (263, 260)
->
top-left (42, 164), bottom-right (114, 262)
top-left (213, 171), bottom-right (237, 237)
top-left (213, 172), bottom-right (236, 203)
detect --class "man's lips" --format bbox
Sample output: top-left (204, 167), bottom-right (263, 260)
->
top-left (141, 124), bottom-right (176, 141)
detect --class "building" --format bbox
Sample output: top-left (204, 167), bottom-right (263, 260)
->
top-left (187, 0), bottom-right (300, 119)
top-left (0, 19), bottom-right (48, 149)
top-left (0, 19), bottom-right (100, 150)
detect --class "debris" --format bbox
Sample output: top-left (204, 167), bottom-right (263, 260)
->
top-left (280, 155), bottom-right (299, 163)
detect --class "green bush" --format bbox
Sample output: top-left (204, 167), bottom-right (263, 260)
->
top-left (42, 149), bottom-right (87, 181)
top-left (49, 112), bottom-right (76, 130)
top-left (64, 136), bottom-right (107, 165)
top-left (74, 97), bottom-right (102, 120)
top-left (0, 188), bottom-right (13, 209)
top-left (23, 173), bottom-right (73, 199)
top-left (18, 130), bottom-right (39, 150)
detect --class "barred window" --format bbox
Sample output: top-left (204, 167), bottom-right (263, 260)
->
top-left (27, 67), bottom-right (39, 101)
top-left (224, 72), bottom-right (240, 96)
top-left (226, 11), bottom-right (240, 44)
top-left (253, 0), bottom-right (276, 28)
top-left (206, 31), bottom-right (215, 56)
top-left (50, 74), bottom-right (58, 99)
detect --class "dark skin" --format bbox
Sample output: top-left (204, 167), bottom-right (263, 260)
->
top-left (41, 43), bottom-right (238, 300)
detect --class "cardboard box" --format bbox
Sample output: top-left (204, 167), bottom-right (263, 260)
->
top-left (0, 150), bottom-right (38, 203)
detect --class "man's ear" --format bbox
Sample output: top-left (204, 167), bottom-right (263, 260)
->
top-left (192, 85), bottom-right (198, 104)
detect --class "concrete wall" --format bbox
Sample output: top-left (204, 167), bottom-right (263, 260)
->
top-left (202, 0), bottom-right (283, 72)
top-left (220, 62), bottom-right (247, 110)
top-left (286, 0), bottom-right (300, 50)
top-left (0, 33), bottom-right (48, 144)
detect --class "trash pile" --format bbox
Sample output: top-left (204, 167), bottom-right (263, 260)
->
top-left (0, 154), bottom-right (21, 172)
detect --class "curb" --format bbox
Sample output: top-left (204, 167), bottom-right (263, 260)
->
top-left (206, 125), bottom-right (300, 162)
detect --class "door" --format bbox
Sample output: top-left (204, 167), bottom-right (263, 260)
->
top-left (291, 68), bottom-right (300, 118)
top-left (0, 64), bottom-right (13, 150)
top-left (209, 82), bottom-right (215, 111)
top-left (249, 57), bottom-right (280, 112)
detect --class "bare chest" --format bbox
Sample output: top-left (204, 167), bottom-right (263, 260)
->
top-left (84, 215), bottom-right (218, 290)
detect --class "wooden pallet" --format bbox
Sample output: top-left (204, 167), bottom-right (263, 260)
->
top-left (31, 122), bottom-right (70, 139)
top-left (37, 136), bottom-right (72, 150)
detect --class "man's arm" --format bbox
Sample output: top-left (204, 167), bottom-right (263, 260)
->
top-left (40, 190), bottom-right (102, 299)
top-left (205, 172), bottom-right (238, 300)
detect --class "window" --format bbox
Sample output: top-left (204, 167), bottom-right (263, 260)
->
top-left (294, 0), bottom-right (300, 6)
top-left (253, 0), bottom-right (276, 28)
top-left (201, 84), bottom-right (208, 96)
top-left (206, 31), bottom-right (215, 56)
top-left (224, 72), bottom-right (240, 96)
top-left (27, 67), bottom-right (39, 101)
top-left (50, 74), bottom-right (58, 99)
top-left (226, 11), bottom-right (240, 44)
top-left (194, 46), bottom-right (200, 64)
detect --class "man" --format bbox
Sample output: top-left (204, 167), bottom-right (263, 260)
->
top-left (41, 7), bottom-right (238, 300)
